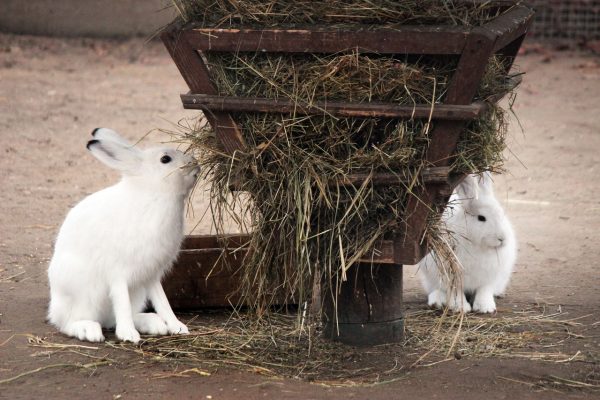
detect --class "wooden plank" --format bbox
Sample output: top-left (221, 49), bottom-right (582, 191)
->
top-left (183, 27), bottom-right (469, 55)
top-left (161, 28), bottom-right (247, 155)
top-left (398, 28), bottom-right (499, 265)
top-left (487, 5), bottom-right (535, 53)
top-left (181, 234), bottom-right (249, 250)
top-left (356, 240), bottom-right (395, 264)
top-left (181, 235), bottom-right (395, 263)
top-left (166, 235), bottom-right (399, 309)
top-left (333, 167), bottom-right (451, 187)
top-left (445, 29), bottom-right (499, 106)
top-left (181, 94), bottom-right (486, 120)
top-left (229, 167), bottom-right (452, 193)
top-left (181, 234), bottom-right (396, 265)
top-left (164, 246), bottom-right (245, 309)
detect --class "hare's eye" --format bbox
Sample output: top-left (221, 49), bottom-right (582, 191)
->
top-left (477, 215), bottom-right (486, 222)
top-left (160, 155), bottom-right (172, 164)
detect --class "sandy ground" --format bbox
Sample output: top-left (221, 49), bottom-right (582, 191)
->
top-left (0, 33), bottom-right (599, 399)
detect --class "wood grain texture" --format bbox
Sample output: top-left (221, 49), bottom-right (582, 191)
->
top-left (398, 27), bottom-right (499, 264)
top-left (333, 167), bottom-right (452, 187)
top-left (166, 235), bottom-right (406, 309)
top-left (181, 94), bottom-right (487, 120)
top-left (184, 27), bottom-right (469, 54)
top-left (161, 28), bottom-right (247, 154)
top-left (163, 246), bottom-right (245, 309)
top-left (488, 5), bottom-right (535, 52)
top-left (322, 263), bottom-right (403, 346)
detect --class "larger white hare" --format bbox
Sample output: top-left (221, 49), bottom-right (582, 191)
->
top-left (418, 172), bottom-right (517, 313)
top-left (48, 128), bottom-right (199, 343)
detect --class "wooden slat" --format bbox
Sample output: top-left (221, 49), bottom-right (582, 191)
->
top-left (357, 240), bottom-right (395, 264)
top-left (180, 234), bottom-right (397, 265)
top-left (488, 5), bottom-right (535, 53)
top-left (397, 27), bottom-right (499, 265)
top-left (181, 94), bottom-right (486, 120)
top-left (165, 245), bottom-right (244, 309)
top-left (184, 27), bottom-right (469, 55)
top-left (181, 234), bottom-right (249, 250)
top-left (161, 28), bottom-right (247, 155)
top-left (229, 168), bottom-right (452, 194)
top-left (333, 167), bottom-right (451, 187)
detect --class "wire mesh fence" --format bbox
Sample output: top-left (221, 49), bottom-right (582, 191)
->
top-left (529, 0), bottom-right (600, 40)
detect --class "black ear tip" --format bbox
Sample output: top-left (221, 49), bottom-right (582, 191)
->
top-left (91, 128), bottom-right (102, 137)
top-left (86, 139), bottom-right (100, 150)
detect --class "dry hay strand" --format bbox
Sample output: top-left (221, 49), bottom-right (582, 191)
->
top-left (105, 305), bottom-right (595, 387)
top-left (498, 374), bottom-right (600, 393)
top-left (0, 338), bottom-right (111, 386)
top-left (0, 361), bottom-right (110, 385)
top-left (405, 307), bottom-right (592, 364)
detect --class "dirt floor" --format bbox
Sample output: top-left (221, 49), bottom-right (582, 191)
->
top-left (0, 33), bottom-right (599, 399)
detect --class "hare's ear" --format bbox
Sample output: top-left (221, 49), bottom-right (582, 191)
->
top-left (456, 174), bottom-right (478, 200)
top-left (86, 139), bottom-right (141, 173)
top-left (91, 128), bottom-right (134, 148)
top-left (477, 171), bottom-right (495, 195)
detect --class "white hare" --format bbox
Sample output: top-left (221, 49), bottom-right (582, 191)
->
top-left (418, 172), bottom-right (517, 313)
top-left (48, 128), bottom-right (199, 343)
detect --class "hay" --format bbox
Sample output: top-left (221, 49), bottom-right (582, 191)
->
top-left (498, 375), bottom-right (600, 393)
top-left (0, 360), bottom-right (110, 385)
top-left (180, 54), bottom-right (513, 313)
top-left (106, 305), bottom-right (596, 387)
top-left (168, 1), bottom-right (519, 318)
top-left (171, 0), bottom-right (510, 28)
top-left (206, 52), bottom-right (447, 103)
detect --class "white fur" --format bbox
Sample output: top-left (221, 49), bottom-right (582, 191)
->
top-left (48, 128), bottom-right (199, 343)
top-left (418, 172), bottom-right (517, 314)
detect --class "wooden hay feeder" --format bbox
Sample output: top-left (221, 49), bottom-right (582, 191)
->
top-left (161, 2), bottom-right (534, 346)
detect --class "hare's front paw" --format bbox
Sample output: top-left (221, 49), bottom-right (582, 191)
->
top-left (134, 313), bottom-right (168, 336)
top-left (473, 293), bottom-right (496, 314)
top-left (450, 300), bottom-right (472, 313)
top-left (166, 319), bottom-right (189, 335)
top-left (427, 289), bottom-right (446, 309)
top-left (116, 324), bottom-right (141, 344)
top-left (448, 294), bottom-right (472, 313)
top-left (66, 321), bottom-right (105, 343)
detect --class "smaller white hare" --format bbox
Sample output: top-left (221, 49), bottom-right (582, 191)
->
top-left (418, 172), bottom-right (517, 313)
top-left (48, 128), bottom-right (199, 343)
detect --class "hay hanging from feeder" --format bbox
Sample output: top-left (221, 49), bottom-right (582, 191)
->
top-left (171, 1), bottom-right (519, 317)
